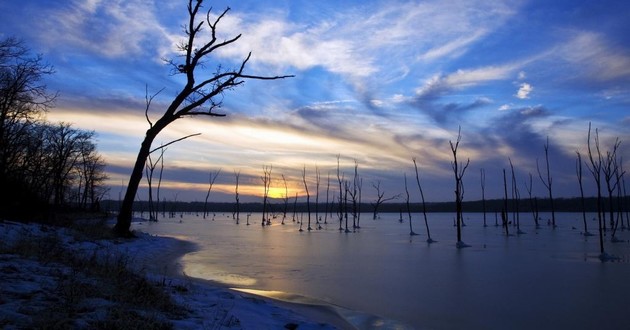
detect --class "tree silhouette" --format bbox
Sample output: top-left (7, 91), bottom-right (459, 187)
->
top-left (450, 127), bottom-right (470, 248)
top-left (537, 137), bottom-right (556, 228)
top-left (114, 1), bottom-right (292, 235)
top-left (413, 158), bottom-right (435, 243)
top-left (370, 180), bottom-right (399, 220)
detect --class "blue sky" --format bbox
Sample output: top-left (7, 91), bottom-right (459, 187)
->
top-left (1, 0), bottom-right (629, 203)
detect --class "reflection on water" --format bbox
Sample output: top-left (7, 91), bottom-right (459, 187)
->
top-left (183, 262), bottom-right (258, 286)
top-left (137, 212), bottom-right (630, 329)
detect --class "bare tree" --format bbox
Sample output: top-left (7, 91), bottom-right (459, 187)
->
top-left (145, 147), bottom-right (166, 221)
top-left (234, 170), bottom-right (241, 224)
top-left (450, 127), bottom-right (470, 247)
top-left (203, 168), bottom-right (221, 219)
top-left (349, 160), bottom-right (359, 229)
top-left (114, 2), bottom-right (292, 235)
top-left (480, 168), bottom-right (487, 227)
top-left (413, 158), bottom-right (435, 243)
top-left (618, 160), bottom-right (628, 229)
top-left (336, 154), bottom-right (344, 231)
top-left (281, 174), bottom-right (289, 225)
top-left (585, 123), bottom-right (606, 258)
top-left (602, 138), bottom-right (621, 237)
top-left (537, 137), bottom-right (556, 228)
top-left (324, 172), bottom-right (330, 224)
top-left (403, 173), bottom-right (418, 236)
top-left (576, 152), bottom-right (592, 236)
top-left (292, 191), bottom-right (298, 223)
top-left (343, 180), bottom-right (351, 233)
top-left (302, 165), bottom-right (312, 231)
top-left (371, 180), bottom-right (399, 220)
top-left (604, 144), bottom-right (624, 242)
top-left (509, 158), bottom-right (524, 234)
top-left (524, 173), bottom-right (540, 228)
top-left (315, 166), bottom-right (321, 229)
top-left (502, 169), bottom-right (510, 236)
top-left (0, 37), bottom-right (56, 178)
top-left (261, 165), bottom-right (272, 226)
top-left (356, 176), bottom-right (363, 229)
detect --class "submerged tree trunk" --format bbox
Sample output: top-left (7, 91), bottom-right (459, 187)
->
top-left (480, 168), bottom-right (487, 227)
top-left (576, 152), bottom-right (591, 236)
top-left (404, 173), bottom-right (417, 236)
top-left (413, 158), bottom-right (434, 243)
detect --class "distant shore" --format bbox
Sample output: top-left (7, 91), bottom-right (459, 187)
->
top-left (100, 196), bottom-right (623, 214)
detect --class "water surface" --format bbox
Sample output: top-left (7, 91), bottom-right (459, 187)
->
top-left (136, 212), bottom-right (630, 329)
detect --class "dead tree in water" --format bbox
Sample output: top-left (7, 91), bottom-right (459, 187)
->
top-left (509, 158), bottom-right (523, 234)
top-left (324, 172), bottom-right (330, 224)
top-left (145, 147), bottom-right (166, 221)
top-left (371, 180), bottom-right (399, 220)
top-left (114, 2), bottom-right (292, 236)
top-left (281, 174), bottom-right (289, 225)
top-left (480, 168), bottom-right (487, 227)
top-left (525, 173), bottom-right (540, 228)
top-left (618, 161), bottom-right (628, 229)
top-left (203, 169), bottom-right (221, 219)
top-left (356, 176), bottom-right (363, 229)
top-left (234, 170), bottom-right (241, 224)
top-left (537, 137), bottom-right (556, 228)
top-left (336, 155), bottom-right (344, 231)
top-left (343, 180), bottom-right (351, 233)
top-left (602, 139), bottom-right (622, 239)
top-left (403, 173), bottom-right (418, 236)
top-left (261, 165), bottom-right (272, 226)
top-left (585, 123), bottom-right (606, 258)
top-left (292, 192), bottom-right (298, 222)
top-left (302, 165), bottom-right (312, 231)
top-left (575, 152), bottom-right (592, 236)
top-left (413, 158), bottom-right (435, 243)
top-left (315, 167), bottom-right (321, 229)
top-left (502, 169), bottom-right (510, 236)
top-left (348, 160), bottom-right (360, 229)
top-left (450, 127), bottom-right (470, 248)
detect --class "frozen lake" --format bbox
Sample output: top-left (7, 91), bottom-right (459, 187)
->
top-left (136, 212), bottom-right (630, 329)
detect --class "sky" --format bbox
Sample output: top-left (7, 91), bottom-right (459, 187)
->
top-left (1, 0), bottom-right (629, 204)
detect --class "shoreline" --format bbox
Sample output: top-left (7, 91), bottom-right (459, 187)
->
top-left (138, 228), bottom-right (358, 329)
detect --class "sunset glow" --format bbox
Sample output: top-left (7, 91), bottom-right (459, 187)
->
top-left (2, 0), bottom-right (628, 203)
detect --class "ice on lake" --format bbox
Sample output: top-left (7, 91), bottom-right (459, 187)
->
top-left (135, 212), bottom-right (630, 329)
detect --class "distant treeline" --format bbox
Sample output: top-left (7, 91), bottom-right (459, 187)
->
top-left (100, 196), bottom-right (627, 215)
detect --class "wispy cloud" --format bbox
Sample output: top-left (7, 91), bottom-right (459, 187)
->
top-left (37, 0), bottom-right (174, 59)
top-left (558, 30), bottom-right (630, 82)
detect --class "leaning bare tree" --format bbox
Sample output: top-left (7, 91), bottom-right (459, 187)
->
top-left (114, 1), bottom-right (292, 236)
top-left (413, 158), bottom-right (435, 243)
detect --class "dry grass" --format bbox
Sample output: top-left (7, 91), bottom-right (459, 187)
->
top-left (0, 221), bottom-right (188, 329)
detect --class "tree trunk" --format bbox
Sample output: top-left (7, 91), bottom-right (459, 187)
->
top-left (114, 130), bottom-right (158, 236)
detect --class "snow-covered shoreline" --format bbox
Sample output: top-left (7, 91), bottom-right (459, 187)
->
top-left (0, 219), bottom-right (349, 329)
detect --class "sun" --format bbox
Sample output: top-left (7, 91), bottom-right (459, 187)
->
top-left (267, 187), bottom-right (289, 199)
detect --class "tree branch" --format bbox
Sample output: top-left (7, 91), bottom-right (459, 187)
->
top-left (150, 133), bottom-right (201, 154)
